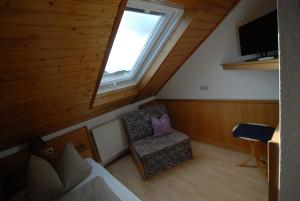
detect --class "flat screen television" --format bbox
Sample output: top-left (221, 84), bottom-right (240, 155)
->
top-left (239, 10), bottom-right (278, 57)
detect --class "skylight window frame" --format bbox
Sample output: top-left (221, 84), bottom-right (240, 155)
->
top-left (100, 8), bottom-right (164, 85)
top-left (99, 0), bottom-right (183, 93)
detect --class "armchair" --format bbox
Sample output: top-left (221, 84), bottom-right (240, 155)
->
top-left (122, 104), bottom-right (192, 179)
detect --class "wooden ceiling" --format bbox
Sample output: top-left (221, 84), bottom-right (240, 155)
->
top-left (0, 0), bottom-right (239, 150)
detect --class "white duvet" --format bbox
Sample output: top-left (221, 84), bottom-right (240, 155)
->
top-left (11, 158), bottom-right (141, 201)
top-left (76, 158), bottom-right (141, 201)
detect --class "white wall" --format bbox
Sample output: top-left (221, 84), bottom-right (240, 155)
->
top-left (278, 0), bottom-right (300, 200)
top-left (0, 97), bottom-right (155, 158)
top-left (158, 0), bottom-right (279, 100)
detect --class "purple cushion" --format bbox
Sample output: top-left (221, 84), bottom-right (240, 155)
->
top-left (151, 114), bottom-right (174, 136)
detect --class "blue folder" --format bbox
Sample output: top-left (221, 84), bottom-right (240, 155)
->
top-left (233, 123), bottom-right (275, 143)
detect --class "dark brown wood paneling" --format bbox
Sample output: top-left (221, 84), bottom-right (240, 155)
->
top-left (0, 0), bottom-right (124, 150)
top-left (0, 0), bottom-right (239, 150)
top-left (159, 99), bottom-right (279, 156)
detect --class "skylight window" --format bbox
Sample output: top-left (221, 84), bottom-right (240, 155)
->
top-left (102, 10), bottom-right (161, 82)
top-left (99, 0), bottom-right (183, 93)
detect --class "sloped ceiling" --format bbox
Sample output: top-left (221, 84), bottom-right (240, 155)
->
top-left (0, 0), bottom-right (239, 150)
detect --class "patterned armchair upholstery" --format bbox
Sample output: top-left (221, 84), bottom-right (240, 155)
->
top-left (122, 104), bottom-right (192, 178)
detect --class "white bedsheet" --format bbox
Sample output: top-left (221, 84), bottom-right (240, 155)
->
top-left (72, 158), bottom-right (141, 201)
top-left (11, 158), bottom-right (140, 201)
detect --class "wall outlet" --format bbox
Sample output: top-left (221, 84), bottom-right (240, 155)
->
top-left (200, 85), bottom-right (209, 91)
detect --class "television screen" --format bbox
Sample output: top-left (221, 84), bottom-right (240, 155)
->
top-left (239, 10), bottom-right (278, 56)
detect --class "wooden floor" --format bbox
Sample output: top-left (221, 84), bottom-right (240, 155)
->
top-left (107, 141), bottom-right (267, 201)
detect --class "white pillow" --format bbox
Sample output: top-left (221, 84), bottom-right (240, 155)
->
top-left (27, 155), bottom-right (64, 201)
top-left (54, 143), bottom-right (92, 191)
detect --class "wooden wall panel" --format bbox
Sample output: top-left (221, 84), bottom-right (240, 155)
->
top-left (0, 0), bottom-right (239, 150)
top-left (0, 0), bottom-right (124, 150)
top-left (159, 99), bottom-right (279, 155)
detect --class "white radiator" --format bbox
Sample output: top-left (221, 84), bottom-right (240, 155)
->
top-left (92, 119), bottom-right (128, 165)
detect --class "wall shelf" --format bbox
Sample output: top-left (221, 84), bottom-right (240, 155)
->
top-left (222, 59), bottom-right (279, 70)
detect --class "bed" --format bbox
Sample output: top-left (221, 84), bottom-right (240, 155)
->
top-left (73, 158), bottom-right (140, 201)
top-left (11, 158), bottom-right (140, 201)
top-left (1, 127), bottom-right (140, 201)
